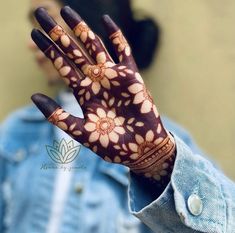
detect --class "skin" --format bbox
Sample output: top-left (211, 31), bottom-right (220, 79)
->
top-left (28, 0), bottom-right (66, 84)
top-left (30, 6), bottom-right (176, 190)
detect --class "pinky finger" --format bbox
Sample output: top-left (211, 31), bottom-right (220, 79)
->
top-left (31, 93), bottom-right (85, 141)
top-left (102, 15), bottom-right (134, 64)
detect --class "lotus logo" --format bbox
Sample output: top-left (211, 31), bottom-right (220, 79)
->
top-left (46, 139), bottom-right (81, 164)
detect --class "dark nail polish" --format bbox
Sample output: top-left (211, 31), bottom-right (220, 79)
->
top-left (34, 7), bottom-right (57, 33)
top-left (61, 6), bottom-right (82, 29)
top-left (31, 93), bottom-right (61, 118)
top-left (31, 29), bottom-right (52, 52)
top-left (102, 15), bottom-right (119, 35)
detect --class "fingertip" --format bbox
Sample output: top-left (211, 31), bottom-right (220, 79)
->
top-left (102, 15), bottom-right (119, 36)
top-left (34, 7), bottom-right (57, 33)
top-left (31, 29), bottom-right (52, 52)
top-left (31, 28), bottom-right (39, 39)
top-left (102, 14), bottom-right (111, 23)
top-left (34, 7), bottom-right (47, 18)
top-left (60, 5), bottom-right (72, 15)
top-left (61, 6), bottom-right (82, 29)
top-left (31, 93), bottom-right (61, 118)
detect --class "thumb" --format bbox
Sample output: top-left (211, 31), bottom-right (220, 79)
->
top-left (31, 93), bottom-right (85, 141)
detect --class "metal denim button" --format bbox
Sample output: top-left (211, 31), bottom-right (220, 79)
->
top-left (74, 183), bottom-right (83, 194)
top-left (187, 194), bottom-right (203, 216)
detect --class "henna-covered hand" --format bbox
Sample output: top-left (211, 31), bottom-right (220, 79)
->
top-left (31, 6), bottom-right (176, 186)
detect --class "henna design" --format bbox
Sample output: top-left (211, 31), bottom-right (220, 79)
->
top-left (110, 30), bottom-right (131, 62)
top-left (35, 9), bottom-right (92, 71)
top-left (49, 25), bottom-right (86, 65)
top-left (31, 7), bottom-right (176, 187)
top-left (74, 21), bottom-right (95, 43)
top-left (80, 62), bottom-right (118, 94)
top-left (48, 108), bottom-right (83, 136)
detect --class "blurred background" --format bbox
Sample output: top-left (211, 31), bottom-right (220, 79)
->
top-left (1, 0), bottom-right (235, 179)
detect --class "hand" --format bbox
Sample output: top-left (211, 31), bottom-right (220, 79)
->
top-left (31, 6), bottom-right (176, 185)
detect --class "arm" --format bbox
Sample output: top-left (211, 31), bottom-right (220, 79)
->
top-left (29, 7), bottom-right (234, 232)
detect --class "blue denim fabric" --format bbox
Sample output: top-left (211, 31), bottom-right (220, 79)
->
top-left (0, 102), bottom-right (150, 233)
top-left (129, 135), bottom-right (235, 232)
top-left (0, 101), bottom-right (232, 232)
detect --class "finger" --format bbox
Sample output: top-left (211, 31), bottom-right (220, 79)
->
top-left (35, 7), bottom-right (93, 72)
top-left (102, 15), bottom-right (134, 64)
top-left (31, 29), bottom-right (83, 90)
top-left (31, 93), bottom-right (85, 141)
top-left (61, 6), bottom-right (113, 65)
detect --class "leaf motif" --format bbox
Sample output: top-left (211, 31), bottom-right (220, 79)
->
top-left (61, 145), bottom-right (67, 162)
top-left (46, 146), bottom-right (63, 164)
top-left (63, 145), bottom-right (81, 164)
top-left (59, 138), bottom-right (68, 156)
top-left (53, 140), bottom-right (59, 149)
top-left (67, 140), bottom-right (74, 149)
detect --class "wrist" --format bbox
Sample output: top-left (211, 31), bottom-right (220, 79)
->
top-left (128, 132), bottom-right (176, 184)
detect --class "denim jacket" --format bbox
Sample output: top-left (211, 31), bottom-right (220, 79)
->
top-left (0, 97), bottom-right (234, 232)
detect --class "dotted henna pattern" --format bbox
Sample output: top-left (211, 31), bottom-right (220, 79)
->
top-left (31, 6), bottom-right (176, 187)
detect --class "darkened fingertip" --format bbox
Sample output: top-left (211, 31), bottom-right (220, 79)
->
top-left (34, 7), bottom-right (57, 33)
top-left (102, 15), bottom-right (119, 35)
top-left (61, 6), bottom-right (82, 29)
top-left (31, 29), bottom-right (52, 52)
top-left (31, 93), bottom-right (61, 118)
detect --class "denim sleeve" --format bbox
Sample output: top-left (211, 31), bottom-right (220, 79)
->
top-left (128, 134), bottom-right (235, 233)
top-left (0, 153), bottom-right (5, 232)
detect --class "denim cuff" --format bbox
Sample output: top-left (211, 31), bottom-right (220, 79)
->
top-left (128, 134), bottom-right (226, 233)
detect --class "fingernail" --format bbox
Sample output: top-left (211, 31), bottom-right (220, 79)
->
top-left (61, 6), bottom-right (82, 29)
top-left (31, 93), bottom-right (61, 118)
top-left (31, 29), bottom-right (52, 52)
top-left (34, 7), bottom-right (57, 33)
top-left (102, 15), bottom-right (119, 35)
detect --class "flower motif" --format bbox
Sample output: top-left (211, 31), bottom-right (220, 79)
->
top-left (50, 26), bottom-right (64, 41)
top-left (46, 139), bottom-right (80, 164)
top-left (74, 21), bottom-right (95, 43)
top-left (48, 108), bottom-right (70, 130)
top-left (49, 25), bottom-right (71, 47)
top-left (81, 62), bottom-right (118, 94)
top-left (128, 82), bottom-right (154, 113)
top-left (84, 108), bottom-right (125, 148)
top-left (111, 30), bottom-right (131, 57)
top-left (128, 130), bottom-right (160, 160)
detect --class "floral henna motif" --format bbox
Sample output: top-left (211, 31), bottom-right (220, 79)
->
top-left (49, 25), bottom-right (70, 46)
top-left (73, 21), bottom-right (112, 64)
top-left (32, 7), bottom-right (176, 187)
top-left (48, 108), bottom-right (83, 136)
top-left (128, 82), bottom-right (154, 114)
top-left (84, 108), bottom-right (125, 148)
top-left (43, 45), bottom-right (81, 89)
top-left (80, 62), bottom-right (118, 94)
top-left (74, 21), bottom-right (95, 43)
top-left (48, 25), bottom-right (92, 69)
top-left (48, 108), bottom-right (70, 130)
top-left (110, 30), bottom-right (131, 62)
